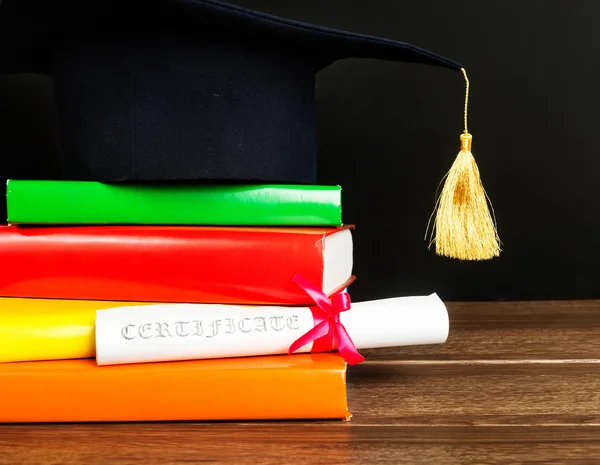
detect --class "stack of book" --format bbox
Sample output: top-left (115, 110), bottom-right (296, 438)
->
top-left (0, 180), bottom-right (355, 422)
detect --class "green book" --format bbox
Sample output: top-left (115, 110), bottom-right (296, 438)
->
top-left (6, 180), bottom-right (342, 226)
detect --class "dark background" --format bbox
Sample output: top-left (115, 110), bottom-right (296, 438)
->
top-left (1, 0), bottom-right (599, 301)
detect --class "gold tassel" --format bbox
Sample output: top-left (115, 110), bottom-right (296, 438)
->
top-left (426, 68), bottom-right (501, 260)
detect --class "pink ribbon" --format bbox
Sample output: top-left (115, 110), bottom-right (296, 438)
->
top-left (288, 273), bottom-right (365, 365)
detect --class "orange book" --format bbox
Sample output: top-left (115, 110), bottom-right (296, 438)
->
top-left (0, 354), bottom-right (350, 422)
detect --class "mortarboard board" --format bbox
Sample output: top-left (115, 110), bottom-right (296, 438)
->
top-left (0, 0), bottom-right (500, 260)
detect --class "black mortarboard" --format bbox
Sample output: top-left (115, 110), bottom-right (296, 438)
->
top-left (0, 0), bottom-right (500, 260)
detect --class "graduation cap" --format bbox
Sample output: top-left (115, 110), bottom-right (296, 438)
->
top-left (0, 0), bottom-right (500, 260)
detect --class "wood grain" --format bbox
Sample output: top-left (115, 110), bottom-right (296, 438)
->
top-left (348, 363), bottom-right (600, 425)
top-left (1, 424), bottom-right (600, 465)
top-left (0, 300), bottom-right (599, 464)
top-left (362, 299), bottom-right (600, 361)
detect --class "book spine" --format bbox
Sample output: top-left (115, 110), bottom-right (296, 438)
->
top-left (0, 226), bottom-right (332, 304)
top-left (6, 180), bottom-right (342, 226)
top-left (0, 297), bottom-right (156, 363)
top-left (0, 356), bottom-right (350, 422)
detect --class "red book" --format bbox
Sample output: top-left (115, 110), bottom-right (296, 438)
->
top-left (0, 225), bottom-right (353, 305)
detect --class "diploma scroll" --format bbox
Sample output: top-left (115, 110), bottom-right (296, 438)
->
top-left (95, 293), bottom-right (449, 366)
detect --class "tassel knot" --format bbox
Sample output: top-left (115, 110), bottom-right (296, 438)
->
top-left (460, 132), bottom-right (472, 151)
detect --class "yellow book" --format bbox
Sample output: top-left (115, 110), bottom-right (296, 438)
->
top-left (0, 298), bottom-right (155, 363)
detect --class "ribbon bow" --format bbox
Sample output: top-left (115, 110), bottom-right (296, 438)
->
top-left (288, 274), bottom-right (365, 365)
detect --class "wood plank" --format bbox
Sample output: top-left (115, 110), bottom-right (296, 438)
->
top-left (1, 300), bottom-right (599, 463)
top-left (1, 424), bottom-right (599, 465)
top-left (346, 362), bottom-right (600, 425)
top-left (362, 300), bottom-right (600, 361)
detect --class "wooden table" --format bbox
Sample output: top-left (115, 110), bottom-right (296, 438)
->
top-left (1, 300), bottom-right (599, 464)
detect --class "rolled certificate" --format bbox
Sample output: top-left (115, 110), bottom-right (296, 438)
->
top-left (95, 293), bottom-right (449, 366)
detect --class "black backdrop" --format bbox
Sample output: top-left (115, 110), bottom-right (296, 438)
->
top-left (1, 0), bottom-right (599, 301)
